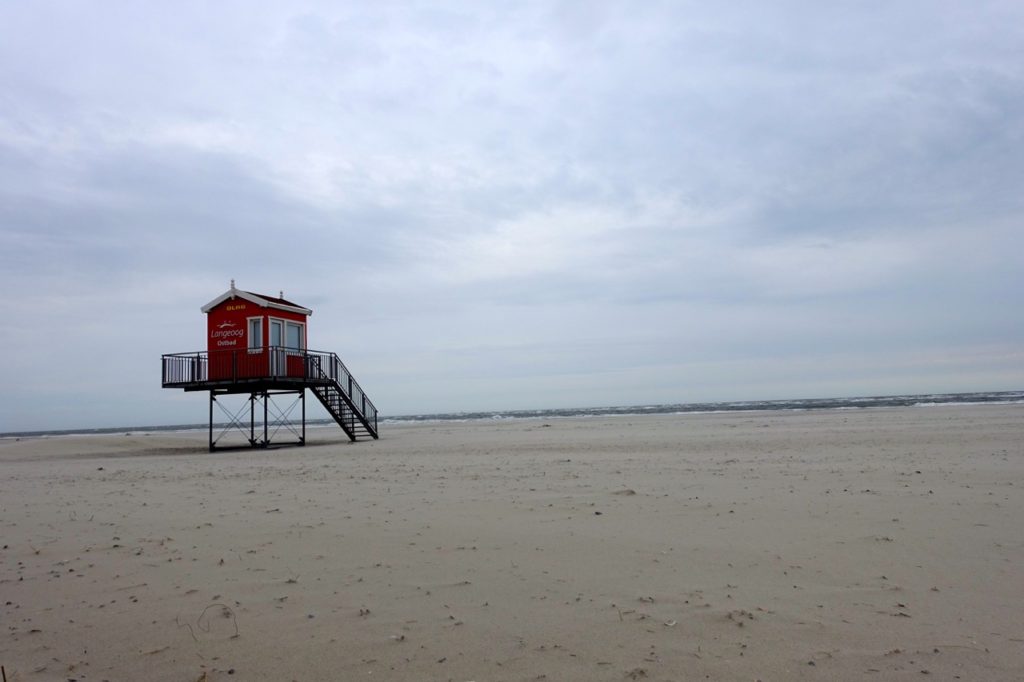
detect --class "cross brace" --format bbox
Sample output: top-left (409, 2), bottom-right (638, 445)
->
top-left (208, 389), bottom-right (306, 452)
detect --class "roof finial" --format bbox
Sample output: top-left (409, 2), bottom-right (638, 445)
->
top-left (230, 279), bottom-right (236, 290)
top-left (279, 290), bottom-right (284, 299)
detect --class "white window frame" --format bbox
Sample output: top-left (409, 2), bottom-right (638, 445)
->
top-left (269, 318), bottom-right (283, 349)
top-left (285, 320), bottom-right (305, 352)
top-left (268, 316), bottom-right (306, 353)
top-left (247, 316), bottom-right (263, 352)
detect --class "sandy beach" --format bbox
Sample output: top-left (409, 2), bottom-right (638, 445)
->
top-left (1, 405), bottom-right (1021, 681)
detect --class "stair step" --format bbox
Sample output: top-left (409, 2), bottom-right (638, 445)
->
top-left (312, 376), bottom-right (378, 442)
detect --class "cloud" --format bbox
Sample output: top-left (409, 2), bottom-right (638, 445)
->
top-left (1, 1), bottom-right (1023, 429)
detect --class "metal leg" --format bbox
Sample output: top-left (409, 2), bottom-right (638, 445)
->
top-left (263, 390), bottom-right (269, 448)
top-left (209, 391), bottom-right (215, 452)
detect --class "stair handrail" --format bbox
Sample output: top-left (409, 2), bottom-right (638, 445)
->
top-left (304, 349), bottom-right (378, 428)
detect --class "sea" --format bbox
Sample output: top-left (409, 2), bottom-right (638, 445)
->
top-left (2, 390), bottom-right (1021, 439)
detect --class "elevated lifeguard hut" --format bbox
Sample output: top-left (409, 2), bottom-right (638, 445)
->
top-left (162, 281), bottom-right (378, 450)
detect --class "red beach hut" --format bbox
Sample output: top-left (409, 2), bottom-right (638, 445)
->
top-left (162, 281), bottom-right (378, 450)
top-left (202, 282), bottom-right (312, 381)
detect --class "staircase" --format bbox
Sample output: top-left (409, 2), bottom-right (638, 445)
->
top-left (308, 352), bottom-right (379, 441)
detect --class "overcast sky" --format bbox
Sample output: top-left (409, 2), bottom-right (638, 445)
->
top-left (1, 1), bottom-right (1022, 431)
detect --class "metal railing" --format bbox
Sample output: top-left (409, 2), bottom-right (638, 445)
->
top-left (311, 350), bottom-right (378, 431)
top-left (162, 347), bottom-right (377, 429)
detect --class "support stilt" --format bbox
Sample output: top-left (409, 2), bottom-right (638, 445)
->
top-left (209, 391), bottom-right (214, 452)
top-left (206, 388), bottom-right (308, 451)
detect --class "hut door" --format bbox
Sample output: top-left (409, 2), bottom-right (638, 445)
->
top-left (270, 319), bottom-right (284, 376)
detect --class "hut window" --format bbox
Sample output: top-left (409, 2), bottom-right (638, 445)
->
top-left (285, 321), bottom-right (304, 350)
top-left (248, 318), bottom-right (263, 351)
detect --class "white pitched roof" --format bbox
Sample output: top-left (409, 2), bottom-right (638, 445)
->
top-left (201, 287), bottom-right (313, 316)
